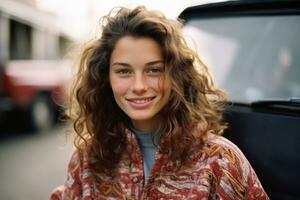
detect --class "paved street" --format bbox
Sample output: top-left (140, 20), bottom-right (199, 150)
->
top-left (0, 125), bottom-right (74, 200)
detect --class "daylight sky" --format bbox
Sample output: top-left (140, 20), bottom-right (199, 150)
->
top-left (35, 0), bottom-right (223, 41)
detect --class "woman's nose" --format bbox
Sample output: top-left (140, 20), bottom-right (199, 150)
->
top-left (132, 74), bottom-right (148, 94)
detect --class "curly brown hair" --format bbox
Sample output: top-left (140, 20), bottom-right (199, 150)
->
top-left (66, 6), bottom-right (227, 176)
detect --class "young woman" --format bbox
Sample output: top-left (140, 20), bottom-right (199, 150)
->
top-left (50, 6), bottom-right (269, 200)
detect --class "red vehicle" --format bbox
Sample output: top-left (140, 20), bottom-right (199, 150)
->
top-left (0, 1), bottom-right (72, 131)
top-left (0, 60), bottom-right (71, 131)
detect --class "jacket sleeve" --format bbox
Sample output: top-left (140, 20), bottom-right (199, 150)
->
top-left (212, 139), bottom-right (270, 200)
top-left (244, 165), bottom-right (269, 200)
top-left (49, 151), bottom-right (83, 200)
top-left (49, 186), bottom-right (65, 200)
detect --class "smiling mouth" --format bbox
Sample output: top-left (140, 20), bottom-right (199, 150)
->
top-left (127, 97), bottom-right (155, 104)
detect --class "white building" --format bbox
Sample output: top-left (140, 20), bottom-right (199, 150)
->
top-left (0, 0), bottom-right (72, 62)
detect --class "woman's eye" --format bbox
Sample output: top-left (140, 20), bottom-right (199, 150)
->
top-left (147, 67), bottom-right (163, 74)
top-left (116, 69), bottom-right (131, 75)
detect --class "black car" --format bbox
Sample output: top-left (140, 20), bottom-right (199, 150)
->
top-left (179, 1), bottom-right (300, 199)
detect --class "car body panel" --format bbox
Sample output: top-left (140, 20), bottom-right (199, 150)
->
top-left (179, 1), bottom-right (300, 199)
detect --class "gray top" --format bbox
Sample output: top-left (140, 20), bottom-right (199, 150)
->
top-left (131, 128), bottom-right (159, 182)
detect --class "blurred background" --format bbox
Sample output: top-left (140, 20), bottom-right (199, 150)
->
top-left (0, 0), bottom-right (216, 199)
top-left (3, 0), bottom-right (299, 199)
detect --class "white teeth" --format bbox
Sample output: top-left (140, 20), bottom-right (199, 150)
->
top-left (132, 98), bottom-right (152, 104)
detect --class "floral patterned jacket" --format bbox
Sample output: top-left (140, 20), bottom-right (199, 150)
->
top-left (50, 130), bottom-right (269, 200)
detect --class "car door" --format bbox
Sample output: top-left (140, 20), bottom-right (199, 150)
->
top-left (179, 1), bottom-right (300, 199)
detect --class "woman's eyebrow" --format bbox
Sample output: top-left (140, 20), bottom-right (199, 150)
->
top-left (145, 60), bottom-right (164, 66)
top-left (111, 60), bottom-right (164, 67)
top-left (111, 62), bottom-right (131, 67)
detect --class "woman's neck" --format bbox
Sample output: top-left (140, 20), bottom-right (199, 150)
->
top-left (131, 117), bottom-right (161, 132)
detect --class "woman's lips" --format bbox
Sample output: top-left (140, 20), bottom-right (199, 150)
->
top-left (126, 97), bottom-right (155, 108)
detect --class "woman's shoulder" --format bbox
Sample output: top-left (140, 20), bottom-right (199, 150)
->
top-left (68, 149), bottom-right (85, 168)
top-left (49, 149), bottom-right (91, 200)
top-left (197, 133), bottom-right (255, 177)
top-left (197, 133), bottom-right (261, 184)
top-left (202, 133), bottom-right (248, 161)
top-left (66, 148), bottom-right (91, 178)
top-left (197, 134), bottom-right (268, 199)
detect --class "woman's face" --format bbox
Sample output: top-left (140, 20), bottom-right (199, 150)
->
top-left (109, 36), bottom-right (171, 131)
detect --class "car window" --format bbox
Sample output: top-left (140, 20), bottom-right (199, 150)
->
top-left (182, 15), bottom-right (300, 103)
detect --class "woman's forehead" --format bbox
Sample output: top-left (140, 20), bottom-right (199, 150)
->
top-left (110, 36), bottom-right (163, 66)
